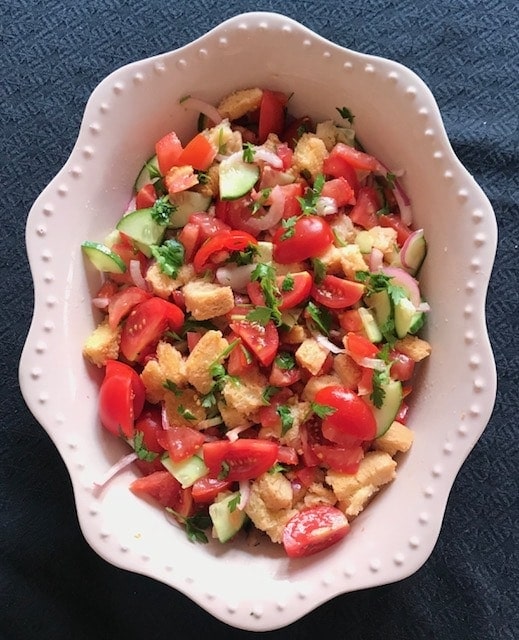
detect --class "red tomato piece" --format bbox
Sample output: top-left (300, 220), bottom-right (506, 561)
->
top-left (105, 359), bottom-right (146, 419)
top-left (258, 89), bottom-right (287, 143)
top-left (186, 331), bottom-right (202, 352)
top-left (191, 477), bottom-right (233, 503)
top-left (135, 183), bottom-right (157, 210)
top-left (311, 275), bottom-right (365, 309)
top-left (349, 186), bottom-right (380, 229)
top-left (276, 446), bottom-right (299, 466)
top-left (95, 280), bottom-right (118, 301)
top-left (247, 271), bottom-right (312, 311)
top-left (257, 388), bottom-right (293, 430)
top-left (339, 309), bottom-right (364, 332)
top-left (321, 177), bottom-right (356, 207)
top-left (311, 443), bottom-right (364, 473)
top-left (130, 471), bottom-right (181, 509)
top-left (379, 213), bottom-right (413, 246)
top-left (230, 320), bottom-right (279, 367)
top-left (314, 385), bottom-right (377, 442)
top-left (281, 115), bottom-right (313, 149)
top-left (269, 361), bottom-right (301, 387)
top-left (329, 142), bottom-right (384, 173)
top-left (98, 373), bottom-right (135, 438)
top-left (276, 143), bottom-right (294, 170)
top-left (272, 216), bottom-right (334, 264)
top-left (157, 426), bottom-right (204, 462)
top-left (189, 213), bottom-right (231, 242)
top-left (389, 350), bottom-right (416, 381)
top-left (134, 406), bottom-right (164, 454)
top-left (110, 240), bottom-right (148, 286)
top-left (120, 297), bottom-right (184, 361)
top-left (283, 505), bottom-right (350, 558)
top-left (193, 229), bottom-right (257, 272)
top-left (178, 222), bottom-right (201, 263)
top-left (177, 133), bottom-right (216, 171)
top-left (202, 439), bottom-right (279, 482)
top-left (322, 154), bottom-right (360, 194)
top-left (107, 286), bottom-right (151, 329)
top-left (164, 165), bottom-right (199, 195)
top-left (227, 337), bottom-right (254, 376)
top-left (155, 131), bottom-right (183, 175)
top-left (346, 332), bottom-right (379, 364)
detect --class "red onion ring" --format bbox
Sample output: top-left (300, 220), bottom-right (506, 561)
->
top-left (181, 96), bottom-right (223, 126)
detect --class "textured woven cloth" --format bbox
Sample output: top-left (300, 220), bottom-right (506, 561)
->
top-left (1, 1), bottom-right (517, 638)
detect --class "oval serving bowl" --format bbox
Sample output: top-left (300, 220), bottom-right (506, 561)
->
top-left (19, 12), bottom-right (497, 631)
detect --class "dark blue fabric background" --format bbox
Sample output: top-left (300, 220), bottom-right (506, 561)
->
top-left (1, 1), bottom-right (517, 638)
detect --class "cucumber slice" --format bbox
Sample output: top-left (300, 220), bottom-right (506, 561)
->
top-left (81, 241), bottom-right (126, 274)
top-left (162, 454), bottom-right (208, 489)
top-left (369, 379), bottom-right (403, 437)
top-left (366, 290), bottom-right (391, 329)
top-left (358, 307), bottom-right (382, 343)
top-left (209, 491), bottom-right (247, 543)
top-left (394, 297), bottom-right (425, 338)
top-left (116, 208), bottom-right (166, 247)
top-left (134, 154), bottom-right (160, 192)
top-left (168, 191), bottom-right (211, 229)
top-left (355, 230), bottom-right (373, 254)
top-left (400, 229), bottom-right (427, 276)
top-left (219, 158), bottom-right (259, 200)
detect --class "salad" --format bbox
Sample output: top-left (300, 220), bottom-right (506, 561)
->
top-left (82, 87), bottom-right (431, 558)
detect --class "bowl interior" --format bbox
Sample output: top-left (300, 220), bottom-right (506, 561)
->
top-left (20, 12), bottom-right (497, 631)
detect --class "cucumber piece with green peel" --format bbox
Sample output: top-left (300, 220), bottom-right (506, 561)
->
top-left (355, 230), bottom-right (373, 254)
top-left (366, 290), bottom-right (391, 329)
top-left (394, 297), bottom-right (424, 338)
top-left (161, 454), bottom-right (208, 489)
top-left (81, 241), bottom-right (126, 273)
top-left (168, 191), bottom-right (211, 228)
top-left (116, 207), bottom-right (166, 247)
top-left (209, 492), bottom-right (247, 543)
top-left (358, 307), bottom-right (382, 343)
top-left (369, 379), bottom-right (403, 437)
top-left (134, 154), bottom-right (160, 192)
top-left (219, 158), bottom-right (259, 200)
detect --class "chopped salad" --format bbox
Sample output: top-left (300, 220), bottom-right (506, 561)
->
top-left (82, 87), bottom-right (431, 558)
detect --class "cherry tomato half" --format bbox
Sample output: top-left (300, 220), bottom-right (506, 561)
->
top-left (134, 406), bottom-right (164, 454)
top-left (193, 229), bottom-right (257, 272)
top-left (191, 477), bottom-right (233, 503)
top-left (272, 216), bottom-right (333, 264)
top-left (258, 89), bottom-right (287, 143)
top-left (349, 186), bottom-right (380, 230)
top-left (202, 439), bottom-right (279, 482)
top-left (155, 131), bottom-right (183, 175)
top-left (107, 286), bottom-right (151, 329)
top-left (314, 385), bottom-right (377, 442)
top-left (282, 505), bottom-right (350, 558)
top-left (176, 132), bottom-right (216, 171)
top-left (311, 275), bottom-right (365, 309)
top-left (157, 426), bottom-right (205, 463)
top-left (99, 361), bottom-right (146, 438)
top-left (247, 271), bottom-right (313, 311)
top-left (230, 320), bottom-right (279, 367)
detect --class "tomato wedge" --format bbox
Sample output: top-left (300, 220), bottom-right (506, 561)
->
top-left (321, 177), bottom-right (356, 207)
top-left (107, 286), bottom-right (151, 329)
top-left (98, 374), bottom-right (134, 438)
top-left (120, 297), bottom-right (184, 361)
top-left (247, 271), bottom-right (312, 311)
top-left (314, 385), bottom-right (376, 441)
top-left (157, 426), bottom-right (204, 462)
top-left (193, 229), bottom-right (257, 272)
top-left (258, 89), bottom-right (287, 143)
top-left (130, 471), bottom-right (188, 511)
top-left (191, 477), bottom-right (233, 503)
top-left (230, 320), bottom-right (279, 367)
top-left (155, 131), bottom-right (183, 175)
top-left (328, 142), bottom-right (384, 173)
top-left (349, 186), bottom-right (380, 229)
top-left (177, 132), bottom-right (216, 171)
top-left (105, 360), bottom-right (146, 417)
top-left (202, 439), bottom-right (279, 481)
top-left (272, 216), bottom-right (334, 264)
top-left (311, 275), bottom-right (365, 309)
top-left (135, 183), bottom-right (157, 210)
top-left (283, 505), bottom-right (350, 558)
top-left (311, 444), bottom-right (364, 473)
top-left (134, 406), bottom-right (164, 454)
top-left (322, 154), bottom-right (360, 194)
top-left (346, 332), bottom-right (380, 364)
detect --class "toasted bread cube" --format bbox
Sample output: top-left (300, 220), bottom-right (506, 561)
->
top-left (204, 119), bottom-right (243, 154)
top-left (338, 244), bottom-right (368, 279)
top-left (367, 226), bottom-right (398, 259)
top-left (164, 387), bottom-right (206, 428)
top-left (292, 133), bottom-right (329, 179)
top-left (218, 401), bottom-right (251, 430)
top-left (295, 338), bottom-right (329, 376)
top-left (185, 330), bottom-right (229, 395)
top-left (333, 353), bottom-right (362, 389)
top-left (82, 319), bottom-right (121, 367)
top-left (183, 280), bottom-right (235, 321)
top-left (330, 213), bottom-right (356, 246)
top-left (373, 421), bottom-right (414, 456)
top-left (146, 263), bottom-right (195, 299)
top-left (192, 163), bottom-right (220, 198)
top-left (217, 87), bottom-right (263, 121)
top-left (326, 451), bottom-right (397, 517)
top-left (245, 475), bottom-right (298, 543)
top-left (317, 245), bottom-right (343, 275)
top-left (222, 369), bottom-right (268, 416)
top-left (280, 324), bottom-right (307, 345)
top-left (140, 341), bottom-right (187, 403)
top-left (279, 400), bottom-right (310, 448)
top-left (302, 374), bottom-right (342, 402)
top-left (302, 482), bottom-right (337, 508)
top-left (394, 335), bottom-right (432, 362)
top-left (256, 472), bottom-right (294, 511)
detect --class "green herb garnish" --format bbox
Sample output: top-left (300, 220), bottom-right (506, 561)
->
top-left (150, 239), bottom-right (184, 278)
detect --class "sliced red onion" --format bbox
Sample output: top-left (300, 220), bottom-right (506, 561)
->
top-left (357, 356), bottom-right (387, 370)
top-left (417, 301), bottom-right (431, 312)
top-left (92, 452), bottom-right (138, 496)
top-left (381, 266), bottom-right (421, 307)
top-left (392, 183), bottom-right (413, 226)
top-left (315, 333), bottom-right (345, 354)
top-left (129, 259), bottom-right (148, 291)
top-left (369, 247), bottom-right (384, 272)
top-left (161, 402), bottom-right (171, 430)
top-left (315, 196), bottom-right (338, 216)
top-left (125, 196), bottom-right (136, 214)
top-left (400, 228), bottom-right (425, 270)
top-left (230, 186), bottom-right (285, 235)
top-left (92, 296), bottom-right (110, 309)
top-left (226, 425), bottom-right (250, 442)
top-left (216, 263), bottom-right (256, 292)
top-left (238, 480), bottom-right (251, 510)
top-left (181, 96), bottom-right (223, 126)
top-left (197, 417), bottom-right (224, 430)
top-left (253, 146), bottom-right (283, 169)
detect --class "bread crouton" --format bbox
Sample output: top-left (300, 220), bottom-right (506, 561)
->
top-left (222, 369), bottom-right (268, 416)
top-left (280, 324), bottom-right (307, 345)
top-left (326, 451), bottom-right (397, 517)
top-left (218, 401), bottom-right (251, 430)
top-left (255, 472), bottom-right (294, 510)
top-left (204, 120), bottom-right (243, 154)
top-left (292, 133), bottom-right (328, 179)
top-left (145, 263), bottom-right (194, 299)
top-left (367, 226), bottom-right (398, 259)
top-left (192, 163), bottom-right (220, 198)
top-left (183, 280), bottom-right (235, 321)
top-left (302, 482), bottom-right (337, 508)
top-left (338, 244), bottom-right (368, 279)
top-left (163, 387), bottom-right (206, 428)
top-left (333, 353), bottom-right (362, 389)
top-left (317, 245), bottom-right (343, 275)
top-left (330, 213), bottom-right (356, 246)
top-left (217, 87), bottom-right (263, 121)
top-left (295, 338), bottom-right (329, 376)
top-left (185, 330), bottom-right (229, 394)
top-left (140, 341), bottom-right (187, 403)
top-left (279, 400), bottom-right (310, 448)
top-left (315, 120), bottom-right (356, 151)
top-left (394, 335), bottom-right (432, 362)
top-left (373, 421), bottom-right (414, 456)
top-left (82, 319), bottom-right (121, 367)
top-left (302, 374), bottom-right (342, 402)
top-left (245, 474), bottom-right (298, 543)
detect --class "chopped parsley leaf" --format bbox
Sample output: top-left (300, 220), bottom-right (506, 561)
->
top-left (167, 508), bottom-right (211, 544)
top-left (280, 216), bottom-right (297, 240)
top-left (371, 367), bottom-right (390, 408)
top-left (336, 106), bottom-right (355, 124)
top-left (246, 306), bottom-right (273, 326)
top-left (177, 404), bottom-right (196, 421)
top-left (281, 274), bottom-right (294, 292)
top-left (227, 493), bottom-right (240, 512)
top-left (249, 263), bottom-right (282, 324)
top-left (275, 352), bottom-right (296, 370)
top-left (133, 431), bottom-right (158, 462)
top-left (150, 195), bottom-right (176, 225)
top-left (312, 257), bottom-right (326, 284)
top-left (268, 462), bottom-right (289, 474)
top-left (311, 402), bottom-right (337, 419)
top-left (276, 404), bottom-right (294, 436)
top-left (163, 379), bottom-right (182, 396)
top-left (150, 239), bottom-right (184, 278)
top-left (297, 173), bottom-right (325, 215)
top-left (306, 301), bottom-right (332, 336)
top-left (242, 142), bottom-right (256, 163)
